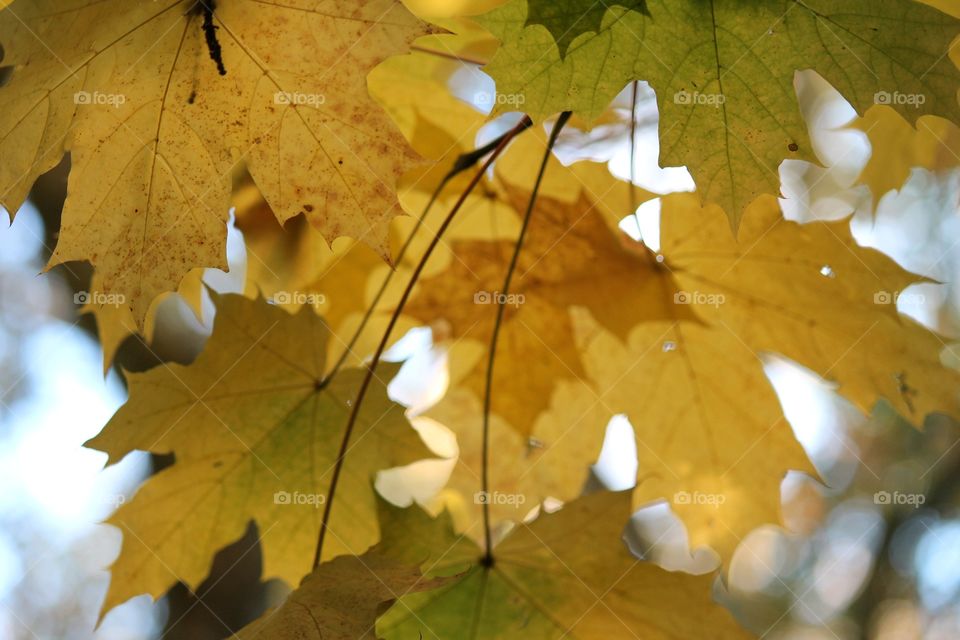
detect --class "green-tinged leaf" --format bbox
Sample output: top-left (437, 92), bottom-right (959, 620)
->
top-left (524, 0), bottom-right (648, 57)
top-left (235, 548), bottom-right (451, 640)
top-left (86, 294), bottom-right (432, 615)
top-left (480, 0), bottom-right (960, 228)
top-left (376, 492), bottom-right (751, 639)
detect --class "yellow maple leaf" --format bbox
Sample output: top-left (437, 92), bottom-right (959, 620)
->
top-left (86, 294), bottom-right (432, 614)
top-left (0, 0), bottom-right (432, 326)
top-left (404, 151), bottom-right (687, 434)
top-left (423, 380), bottom-right (609, 541)
top-left (567, 192), bottom-right (959, 561)
top-left (82, 268), bottom-right (206, 373)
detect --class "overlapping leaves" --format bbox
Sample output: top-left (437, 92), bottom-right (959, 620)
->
top-left (480, 0), bottom-right (960, 228)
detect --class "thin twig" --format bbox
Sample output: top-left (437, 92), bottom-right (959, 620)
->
top-left (629, 80), bottom-right (642, 232)
top-left (313, 116), bottom-right (533, 569)
top-left (410, 45), bottom-right (487, 67)
top-left (480, 112), bottom-right (571, 566)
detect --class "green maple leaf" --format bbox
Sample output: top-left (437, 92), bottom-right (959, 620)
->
top-left (524, 0), bottom-right (648, 57)
top-left (480, 0), bottom-right (960, 229)
top-left (86, 294), bottom-right (432, 615)
top-left (375, 492), bottom-right (750, 639)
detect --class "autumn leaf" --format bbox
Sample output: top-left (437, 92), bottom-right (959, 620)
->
top-left (524, 0), bottom-right (648, 57)
top-left (83, 268), bottom-right (206, 373)
top-left (86, 294), bottom-right (433, 614)
top-left (234, 548), bottom-right (451, 640)
top-left (422, 381), bottom-right (609, 540)
top-left (405, 147), bottom-right (690, 434)
top-left (233, 177), bottom-right (393, 373)
top-left (479, 0), bottom-right (960, 228)
top-left (0, 0), bottom-right (432, 325)
top-left (567, 192), bottom-right (960, 560)
top-left (376, 491), bottom-right (750, 639)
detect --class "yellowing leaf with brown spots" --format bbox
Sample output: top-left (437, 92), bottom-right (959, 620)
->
top-left (0, 0), bottom-right (432, 326)
top-left (85, 294), bottom-right (432, 615)
top-left (567, 192), bottom-right (960, 561)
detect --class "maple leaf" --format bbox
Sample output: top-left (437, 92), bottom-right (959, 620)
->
top-left (376, 491), bottom-right (750, 639)
top-left (85, 294), bottom-right (433, 614)
top-left (405, 146), bottom-right (691, 434)
top-left (0, 0), bottom-right (432, 325)
top-left (479, 0), bottom-right (960, 228)
top-left (565, 192), bottom-right (960, 560)
top-left (524, 0), bottom-right (648, 57)
top-left (233, 178), bottom-right (392, 373)
top-left (423, 381), bottom-right (610, 541)
top-left (234, 548), bottom-right (451, 640)
top-left (83, 268), bottom-right (206, 373)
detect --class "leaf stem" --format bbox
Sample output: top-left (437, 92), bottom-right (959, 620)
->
top-left (313, 116), bottom-right (533, 569)
top-left (480, 112), bottom-right (571, 566)
top-left (409, 45), bottom-right (487, 67)
top-left (629, 81), bottom-right (642, 231)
